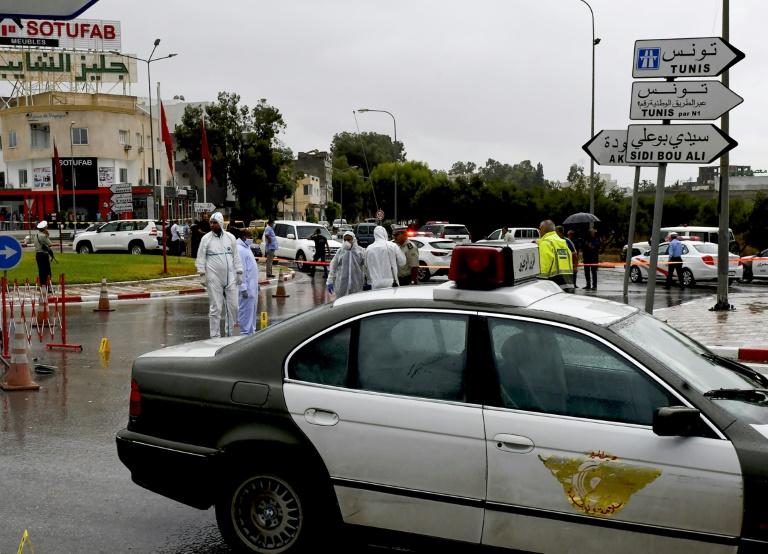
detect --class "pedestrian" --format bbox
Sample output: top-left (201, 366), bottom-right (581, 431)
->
top-left (263, 218), bottom-right (278, 278)
top-left (191, 211), bottom-right (211, 258)
top-left (502, 227), bottom-right (514, 244)
top-left (33, 220), bottom-right (55, 292)
top-left (566, 229), bottom-right (580, 287)
top-left (365, 226), bottom-right (405, 290)
top-left (309, 228), bottom-right (329, 278)
top-left (180, 219), bottom-right (190, 256)
top-left (665, 232), bottom-right (685, 289)
top-left (326, 231), bottom-right (366, 298)
top-left (393, 228), bottom-right (420, 285)
top-left (195, 212), bottom-right (244, 338)
top-left (236, 228), bottom-right (259, 335)
top-left (556, 226), bottom-right (579, 288)
top-left (537, 220), bottom-right (574, 289)
top-left (170, 220), bottom-right (180, 256)
top-left (582, 228), bottom-right (601, 290)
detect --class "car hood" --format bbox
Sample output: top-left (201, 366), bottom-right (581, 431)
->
top-left (138, 336), bottom-right (242, 359)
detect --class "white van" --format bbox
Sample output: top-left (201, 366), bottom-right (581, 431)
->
top-left (475, 227), bottom-right (540, 246)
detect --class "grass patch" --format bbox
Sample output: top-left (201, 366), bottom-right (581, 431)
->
top-left (4, 252), bottom-right (197, 285)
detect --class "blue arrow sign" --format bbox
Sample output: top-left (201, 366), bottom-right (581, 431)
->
top-left (0, 235), bottom-right (23, 271)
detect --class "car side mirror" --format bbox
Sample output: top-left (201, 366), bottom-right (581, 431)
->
top-left (653, 406), bottom-right (701, 437)
top-left (287, 233), bottom-right (295, 240)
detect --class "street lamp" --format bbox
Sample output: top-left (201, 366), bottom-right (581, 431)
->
top-left (578, 0), bottom-right (600, 220)
top-left (69, 121), bottom-right (76, 229)
top-left (356, 108), bottom-right (398, 223)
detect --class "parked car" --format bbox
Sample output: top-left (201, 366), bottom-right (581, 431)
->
top-left (417, 222), bottom-right (471, 244)
top-left (73, 220), bottom-right (158, 254)
top-left (408, 236), bottom-right (454, 281)
top-left (475, 227), bottom-right (539, 246)
top-left (117, 243), bottom-right (768, 554)
top-left (334, 224), bottom-right (353, 240)
top-left (629, 240), bottom-right (742, 286)
top-left (740, 247), bottom-right (768, 283)
top-left (627, 227), bottom-right (738, 258)
top-left (273, 220), bottom-right (341, 270)
top-left (354, 223), bottom-right (378, 248)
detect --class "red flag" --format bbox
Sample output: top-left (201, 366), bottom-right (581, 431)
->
top-left (53, 141), bottom-right (64, 187)
top-left (160, 101), bottom-right (174, 172)
top-left (201, 116), bottom-right (212, 184)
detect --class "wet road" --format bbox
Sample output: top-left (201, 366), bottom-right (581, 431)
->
top-left (0, 270), bottom-right (758, 553)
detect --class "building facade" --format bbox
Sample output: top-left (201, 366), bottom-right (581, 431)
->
top-left (279, 174), bottom-right (322, 221)
top-left (294, 150), bottom-right (332, 218)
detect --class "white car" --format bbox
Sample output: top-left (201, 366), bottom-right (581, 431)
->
top-left (475, 227), bottom-right (540, 246)
top-left (72, 219), bottom-right (159, 255)
top-left (629, 240), bottom-right (743, 286)
top-left (408, 236), bottom-right (454, 281)
top-left (741, 248), bottom-right (768, 283)
top-left (272, 220), bottom-right (341, 270)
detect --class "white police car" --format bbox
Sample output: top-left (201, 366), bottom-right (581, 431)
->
top-left (630, 240), bottom-right (743, 286)
top-left (117, 243), bottom-right (768, 554)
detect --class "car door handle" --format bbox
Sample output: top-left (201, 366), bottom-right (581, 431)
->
top-left (493, 434), bottom-right (535, 453)
top-left (304, 408), bottom-right (339, 426)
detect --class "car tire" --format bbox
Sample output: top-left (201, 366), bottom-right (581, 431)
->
top-left (77, 242), bottom-right (93, 254)
top-left (742, 267), bottom-right (753, 283)
top-left (215, 469), bottom-right (315, 554)
top-left (296, 251), bottom-right (306, 272)
top-left (682, 268), bottom-right (695, 287)
top-left (129, 241), bottom-right (145, 255)
top-left (417, 262), bottom-right (431, 282)
top-left (629, 266), bottom-right (642, 283)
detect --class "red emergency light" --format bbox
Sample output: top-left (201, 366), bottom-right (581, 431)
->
top-left (449, 245), bottom-right (515, 290)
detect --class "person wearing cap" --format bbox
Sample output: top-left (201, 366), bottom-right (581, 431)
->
top-left (365, 226), bottom-right (405, 290)
top-left (34, 220), bottom-right (55, 291)
top-left (537, 219), bottom-right (574, 289)
top-left (326, 231), bottom-right (365, 298)
top-left (195, 212), bottom-right (244, 338)
top-left (666, 232), bottom-right (685, 289)
top-left (394, 228), bottom-right (420, 285)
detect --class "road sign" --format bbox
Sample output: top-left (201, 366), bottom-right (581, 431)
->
top-left (582, 130), bottom-right (657, 167)
top-left (633, 37), bottom-right (744, 79)
top-left (111, 202), bottom-right (132, 214)
top-left (0, 235), bottom-right (23, 271)
top-left (376, 209), bottom-right (385, 220)
top-left (630, 80), bottom-right (743, 120)
top-left (626, 124), bottom-right (737, 164)
top-left (194, 202), bottom-right (216, 213)
top-left (24, 198), bottom-right (34, 210)
top-left (0, 0), bottom-right (102, 20)
top-left (110, 182), bottom-right (131, 194)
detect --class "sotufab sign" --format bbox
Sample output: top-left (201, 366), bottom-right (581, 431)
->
top-left (0, 19), bottom-right (121, 50)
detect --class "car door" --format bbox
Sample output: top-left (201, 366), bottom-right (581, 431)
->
top-left (95, 221), bottom-right (120, 250)
top-left (754, 249), bottom-right (768, 279)
top-left (480, 315), bottom-right (742, 554)
top-left (117, 221), bottom-right (137, 250)
top-left (283, 310), bottom-right (486, 543)
top-left (653, 243), bottom-right (670, 281)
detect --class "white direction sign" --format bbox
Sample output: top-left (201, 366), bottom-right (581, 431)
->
top-left (583, 130), bottom-right (657, 167)
top-left (626, 124), bottom-right (737, 164)
top-left (630, 80), bottom-right (743, 120)
top-left (110, 182), bottom-right (131, 194)
top-left (0, 0), bottom-right (101, 20)
top-left (194, 202), bottom-right (216, 213)
top-left (633, 37), bottom-right (744, 79)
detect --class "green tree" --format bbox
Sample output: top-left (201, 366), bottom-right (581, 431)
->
top-left (746, 193), bottom-right (768, 250)
top-left (369, 161), bottom-right (433, 222)
top-left (330, 132), bottom-right (405, 177)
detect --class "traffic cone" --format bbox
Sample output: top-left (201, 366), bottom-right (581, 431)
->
top-left (272, 268), bottom-right (290, 298)
top-left (94, 278), bottom-right (115, 312)
top-left (1, 314), bottom-right (40, 391)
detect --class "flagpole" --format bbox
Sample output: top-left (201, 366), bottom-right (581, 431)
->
top-left (158, 81), bottom-right (167, 274)
top-left (202, 114), bottom-right (207, 204)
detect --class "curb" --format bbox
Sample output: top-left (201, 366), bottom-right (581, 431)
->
top-left (707, 346), bottom-right (768, 364)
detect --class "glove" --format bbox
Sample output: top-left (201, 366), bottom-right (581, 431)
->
top-left (236, 272), bottom-right (243, 286)
top-left (327, 283), bottom-right (334, 294)
top-left (199, 273), bottom-right (207, 288)
top-left (241, 290), bottom-right (248, 299)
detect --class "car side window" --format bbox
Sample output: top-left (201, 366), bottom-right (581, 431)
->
top-left (356, 313), bottom-right (468, 402)
top-left (411, 240), bottom-right (423, 248)
top-left (658, 244), bottom-right (669, 255)
top-left (274, 224), bottom-right (287, 238)
top-left (100, 222), bottom-right (119, 232)
top-left (288, 326), bottom-right (351, 387)
top-left (119, 222), bottom-right (136, 232)
top-left (488, 318), bottom-right (675, 425)
top-left (682, 245), bottom-right (689, 255)
top-left (488, 230), bottom-right (500, 240)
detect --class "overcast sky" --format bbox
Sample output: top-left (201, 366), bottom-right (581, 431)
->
top-left (82, 0), bottom-right (763, 187)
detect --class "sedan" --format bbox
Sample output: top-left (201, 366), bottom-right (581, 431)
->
top-left (629, 240), bottom-right (743, 286)
top-left (408, 236), bottom-right (454, 281)
top-left (741, 248), bottom-right (768, 283)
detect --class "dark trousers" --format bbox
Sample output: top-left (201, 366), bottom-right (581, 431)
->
top-left (310, 253), bottom-right (327, 276)
top-left (666, 256), bottom-right (684, 287)
top-left (36, 252), bottom-right (51, 290)
top-left (584, 264), bottom-right (598, 288)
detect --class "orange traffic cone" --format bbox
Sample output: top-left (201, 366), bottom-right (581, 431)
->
top-left (94, 278), bottom-right (115, 312)
top-left (1, 314), bottom-right (40, 391)
top-left (272, 268), bottom-right (290, 298)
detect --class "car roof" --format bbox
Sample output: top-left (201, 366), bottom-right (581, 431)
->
top-left (661, 226), bottom-right (733, 233)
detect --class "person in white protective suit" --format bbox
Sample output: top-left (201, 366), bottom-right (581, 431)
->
top-left (364, 225), bottom-right (405, 290)
top-left (236, 228), bottom-right (259, 335)
top-left (195, 212), bottom-right (244, 337)
top-left (326, 231), bottom-right (366, 298)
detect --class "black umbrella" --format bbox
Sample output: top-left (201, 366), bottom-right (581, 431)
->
top-left (563, 212), bottom-right (600, 225)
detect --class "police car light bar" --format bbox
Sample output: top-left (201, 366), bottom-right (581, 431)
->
top-left (447, 244), bottom-right (540, 290)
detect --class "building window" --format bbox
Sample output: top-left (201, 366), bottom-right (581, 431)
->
top-left (303, 184), bottom-right (310, 195)
top-left (0, 172), bottom-right (5, 188)
top-left (71, 127), bottom-right (88, 145)
top-left (8, 130), bottom-right (16, 148)
top-left (118, 129), bottom-right (129, 145)
top-left (119, 168), bottom-right (128, 183)
top-left (18, 169), bottom-right (27, 186)
top-left (136, 132), bottom-right (143, 148)
top-left (30, 123), bottom-right (50, 149)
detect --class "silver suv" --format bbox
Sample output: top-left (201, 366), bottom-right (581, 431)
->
top-left (72, 220), bottom-right (159, 254)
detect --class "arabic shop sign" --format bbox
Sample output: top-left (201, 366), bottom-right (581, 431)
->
top-left (0, 50), bottom-right (137, 83)
top-left (0, 19), bottom-right (120, 50)
top-left (633, 37), bottom-right (745, 78)
top-left (626, 124), bottom-right (738, 164)
top-left (630, 80), bottom-right (743, 120)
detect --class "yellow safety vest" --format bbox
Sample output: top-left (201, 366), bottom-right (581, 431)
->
top-left (538, 231), bottom-right (574, 280)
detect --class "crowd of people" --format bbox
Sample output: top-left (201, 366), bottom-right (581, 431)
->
top-left (537, 219), bottom-right (602, 291)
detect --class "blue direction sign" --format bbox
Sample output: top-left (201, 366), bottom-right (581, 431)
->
top-left (0, 0), bottom-right (101, 20)
top-left (0, 235), bottom-right (22, 270)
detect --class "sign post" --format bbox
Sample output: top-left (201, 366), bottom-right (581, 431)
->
top-left (0, 235), bottom-right (23, 360)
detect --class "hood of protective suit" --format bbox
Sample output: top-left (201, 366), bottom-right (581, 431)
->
top-left (373, 226), bottom-right (388, 242)
top-left (342, 230), bottom-right (356, 242)
top-left (210, 212), bottom-right (224, 226)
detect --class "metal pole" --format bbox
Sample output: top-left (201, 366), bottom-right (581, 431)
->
top-left (158, 81), bottom-right (167, 274)
top-left (392, 115), bottom-right (398, 224)
top-left (714, 0), bottom-right (732, 310)
top-left (644, 163), bottom-right (667, 314)
top-left (69, 123), bottom-right (76, 230)
top-left (623, 166), bottom-right (641, 303)
top-left (579, 0), bottom-right (597, 222)
top-left (202, 113), bottom-right (207, 204)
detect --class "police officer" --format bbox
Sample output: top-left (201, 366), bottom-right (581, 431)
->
top-left (537, 219), bottom-right (574, 290)
top-left (394, 228), bottom-right (420, 286)
top-left (34, 220), bottom-right (55, 292)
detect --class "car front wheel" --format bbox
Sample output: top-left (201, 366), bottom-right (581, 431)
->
top-left (629, 266), bottom-right (642, 283)
top-left (216, 471), bottom-right (311, 554)
top-left (417, 262), bottom-right (431, 282)
top-left (77, 242), bottom-right (93, 254)
top-left (295, 251), bottom-right (306, 272)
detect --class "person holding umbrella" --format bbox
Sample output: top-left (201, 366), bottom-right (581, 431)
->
top-left (582, 228), bottom-right (601, 290)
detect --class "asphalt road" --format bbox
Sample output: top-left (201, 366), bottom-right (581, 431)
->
top-left (0, 270), bottom-right (761, 553)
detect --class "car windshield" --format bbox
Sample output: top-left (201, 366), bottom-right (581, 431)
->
top-left (693, 243), bottom-right (719, 254)
top-left (444, 225), bottom-right (469, 235)
top-left (297, 226), bottom-right (332, 240)
top-left (431, 240), bottom-right (456, 250)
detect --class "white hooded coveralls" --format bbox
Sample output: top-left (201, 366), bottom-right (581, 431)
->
top-left (364, 226), bottom-right (405, 290)
top-left (326, 231), bottom-right (366, 297)
top-left (237, 238), bottom-right (259, 335)
top-left (195, 213), bottom-right (243, 337)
